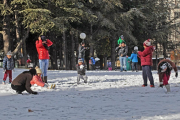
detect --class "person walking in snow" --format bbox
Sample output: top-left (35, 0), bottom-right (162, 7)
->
top-left (76, 59), bottom-right (88, 84)
top-left (128, 50), bottom-right (138, 72)
top-left (115, 41), bottom-right (128, 72)
top-left (157, 59), bottom-right (178, 92)
top-left (11, 69), bottom-right (38, 94)
top-left (2, 51), bottom-right (14, 84)
top-left (90, 56), bottom-right (96, 70)
top-left (36, 35), bottom-right (53, 83)
top-left (138, 39), bottom-right (154, 87)
top-left (30, 66), bottom-right (55, 89)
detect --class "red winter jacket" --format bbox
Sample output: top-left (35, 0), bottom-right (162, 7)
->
top-left (30, 75), bottom-right (45, 87)
top-left (36, 39), bottom-right (53, 59)
top-left (138, 46), bottom-right (154, 66)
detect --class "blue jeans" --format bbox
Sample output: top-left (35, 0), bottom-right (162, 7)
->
top-left (119, 56), bottom-right (127, 71)
top-left (39, 59), bottom-right (49, 77)
top-left (142, 66), bottom-right (154, 85)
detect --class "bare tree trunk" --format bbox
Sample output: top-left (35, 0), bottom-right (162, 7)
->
top-left (63, 30), bottom-right (67, 70)
top-left (2, 15), bottom-right (11, 54)
top-left (104, 55), bottom-right (107, 70)
top-left (75, 31), bottom-right (79, 65)
top-left (111, 40), bottom-right (115, 70)
top-left (23, 39), bottom-right (27, 67)
top-left (162, 42), bottom-right (167, 59)
top-left (71, 33), bottom-right (76, 70)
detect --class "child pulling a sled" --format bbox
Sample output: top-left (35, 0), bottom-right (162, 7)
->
top-left (157, 59), bottom-right (178, 92)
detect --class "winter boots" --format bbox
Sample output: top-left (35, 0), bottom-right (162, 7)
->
top-left (42, 76), bottom-right (48, 83)
top-left (77, 75), bottom-right (88, 84)
top-left (44, 76), bottom-right (47, 83)
top-left (165, 84), bottom-right (170, 92)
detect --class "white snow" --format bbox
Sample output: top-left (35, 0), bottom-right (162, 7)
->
top-left (0, 68), bottom-right (180, 120)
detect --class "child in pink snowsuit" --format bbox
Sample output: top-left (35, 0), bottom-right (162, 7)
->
top-left (30, 66), bottom-right (45, 87)
top-left (157, 59), bottom-right (178, 92)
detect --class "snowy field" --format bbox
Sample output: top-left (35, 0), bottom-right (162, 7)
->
top-left (0, 68), bottom-right (180, 120)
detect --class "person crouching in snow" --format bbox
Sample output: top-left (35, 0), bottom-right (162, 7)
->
top-left (138, 39), bottom-right (155, 87)
top-left (11, 69), bottom-right (38, 94)
top-left (30, 66), bottom-right (55, 89)
top-left (157, 59), bottom-right (178, 92)
top-left (3, 51), bottom-right (14, 84)
top-left (77, 59), bottom-right (88, 84)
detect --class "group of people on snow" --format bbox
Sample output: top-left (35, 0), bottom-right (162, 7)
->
top-left (2, 35), bottom-right (178, 94)
top-left (116, 35), bottom-right (178, 92)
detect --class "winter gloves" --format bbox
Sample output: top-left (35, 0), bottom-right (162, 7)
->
top-left (175, 72), bottom-right (178, 78)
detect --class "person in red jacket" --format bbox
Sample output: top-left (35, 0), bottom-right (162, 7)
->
top-left (36, 35), bottom-right (53, 83)
top-left (138, 39), bottom-right (155, 87)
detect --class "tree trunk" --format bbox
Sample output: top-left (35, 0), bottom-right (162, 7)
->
top-left (75, 31), bottom-right (79, 65)
top-left (111, 40), bottom-right (115, 70)
top-left (23, 38), bottom-right (28, 67)
top-left (104, 55), bottom-right (107, 70)
top-left (71, 33), bottom-right (76, 70)
top-left (162, 42), bottom-right (167, 58)
top-left (2, 15), bottom-right (11, 54)
top-left (63, 30), bottom-right (67, 70)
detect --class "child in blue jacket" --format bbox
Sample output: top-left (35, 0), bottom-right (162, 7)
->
top-left (3, 51), bottom-right (14, 84)
top-left (128, 50), bottom-right (138, 72)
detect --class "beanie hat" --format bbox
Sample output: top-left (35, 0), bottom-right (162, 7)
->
top-left (41, 35), bottom-right (46, 41)
top-left (78, 59), bottom-right (83, 63)
top-left (35, 66), bottom-right (42, 74)
top-left (7, 51), bottom-right (12, 55)
top-left (29, 69), bottom-right (36, 76)
top-left (120, 35), bottom-right (124, 39)
top-left (143, 39), bottom-right (151, 47)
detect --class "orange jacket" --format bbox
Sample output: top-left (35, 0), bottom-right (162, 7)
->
top-left (30, 75), bottom-right (45, 87)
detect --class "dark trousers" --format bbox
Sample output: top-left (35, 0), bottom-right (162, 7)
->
top-left (11, 84), bottom-right (26, 93)
top-left (132, 62), bottom-right (138, 71)
top-left (142, 66), bottom-right (154, 85)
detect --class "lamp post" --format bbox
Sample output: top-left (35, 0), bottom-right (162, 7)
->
top-left (80, 33), bottom-right (86, 43)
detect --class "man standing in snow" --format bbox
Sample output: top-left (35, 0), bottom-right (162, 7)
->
top-left (78, 42), bottom-right (87, 63)
top-left (138, 39), bottom-right (154, 87)
top-left (157, 59), bottom-right (178, 92)
top-left (115, 41), bottom-right (128, 72)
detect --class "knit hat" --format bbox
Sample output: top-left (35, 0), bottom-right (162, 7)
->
top-left (41, 35), bottom-right (46, 41)
top-left (120, 35), bottom-right (124, 39)
top-left (7, 51), bottom-right (12, 55)
top-left (35, 66), bottom-right (42, 74)
top-left (29, 69), bottom-right (36, 76)
top-left (143, 39), bottom-right (151, 47)
top-left (78, 59), bottom-right (83, 63)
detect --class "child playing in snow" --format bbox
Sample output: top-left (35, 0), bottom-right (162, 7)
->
top-left (157, 59), bottom-right (178, 92)
top-left (76, 59), bottom-right (88, 84)
top-left (3, 51), bottom-right (14, 84)
top-left (30, 66), bottom-right (55, 89)
top-left (128, 50), bottom-right (138, 72)
top-left (138, 39), bottom-right (155, 87)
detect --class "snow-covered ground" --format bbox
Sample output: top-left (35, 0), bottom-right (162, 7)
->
top-left (0, 68), bottom-right (180, 120)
